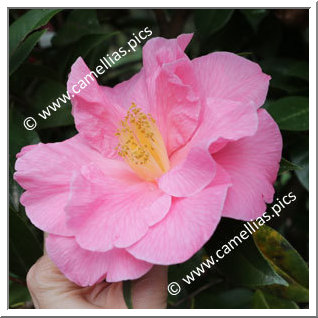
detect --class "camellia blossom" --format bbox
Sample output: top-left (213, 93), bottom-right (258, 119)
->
top-left (14, 34), bottom-right (282, 286)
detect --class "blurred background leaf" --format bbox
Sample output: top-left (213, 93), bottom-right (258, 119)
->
top-left (206, 219), bottom-right (287, 288)
top-left (253, 289), bottom-right (298, 309)
top-left (195, 288), bottom-right (254, 309)
top-left (31, 80), bottom-right (74, 129)
top-left (240, 9), bottom-right (268, 32)
top-left (278, 158), bottom-right (301, 175)
top-left (9, 279), bottom-right (31, 308)
top-left (9, 9), bottom-right (61, 55)
top-left (10, 29), bottom-right (47, 76)
top-left (253, 225), bottom-right (309, 303)
top-left (266, 96), bottom-right (309, 131)
top-left (52, 9), bottom-right (112, 46)
top-left (9, 207), bottom-right (43, 277)
top-left (289, 134), bottom-right (309, 191)
top-left (194, 9), bottom-right (234, 36)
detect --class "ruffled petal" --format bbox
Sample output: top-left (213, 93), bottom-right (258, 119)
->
top-left (102, 69), bottom-right (150, 112)
top-left (142, 33), bottom-right (193, 80)
top-left (66, 164), bottom-right (171, 252)
top-left (149, 58), bottom-right (201, 155)
top-left (128, 166), bottom-right (230, 264)
top-left (192, 97), bottom-right (259, 147)
top-left (192, 52), bottom-right (270, 108)
top-left (142, 34), bottom-right (201, 155)
top-left (78, 35), bottom-right (200, 158)
top-left (46, 235), bottom-right (153, 286)
top-left (213, 109), bottom-right (282, 220)
top-left (67, 57), bottom-right (125, 158)
top-left (14, 135), bottom-right (131, 236)
top-left (158, 146), bottom-right (216, 197)
top-left (157, 96), bottom-right (258, 197)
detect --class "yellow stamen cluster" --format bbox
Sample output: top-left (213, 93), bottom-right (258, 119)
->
top-left (115, 103), bottom-right (170, 181)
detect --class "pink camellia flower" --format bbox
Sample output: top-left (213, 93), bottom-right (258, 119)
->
top-left (14, 34), bottom-right (282, 286)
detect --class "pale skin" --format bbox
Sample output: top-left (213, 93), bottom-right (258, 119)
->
top-left (26, 240), bottom-right (168, 309)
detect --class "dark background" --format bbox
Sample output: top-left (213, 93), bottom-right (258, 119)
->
top-left (9, 9), bottom-right (309, 309)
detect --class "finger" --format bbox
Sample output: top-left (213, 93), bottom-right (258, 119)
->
top-left (96, 266), bottom-right (168, 309)
top-left (132, 265), bottom-right (168, 308)
top-left (43, 232), bottom-right (48, 254)
top-left (27, 255), bottom-right (99, 308)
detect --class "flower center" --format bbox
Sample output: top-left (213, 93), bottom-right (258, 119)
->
top-left (115, 103), bottom-right (170, 181)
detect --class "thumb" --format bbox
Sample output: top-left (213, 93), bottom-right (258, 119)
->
top-left (101, 265), bottom-right (168, 309)
top-left (132, 265), bottom-right (168, 308)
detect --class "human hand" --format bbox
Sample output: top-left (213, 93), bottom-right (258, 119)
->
top-left (27, 254), bottom-right (168, 309)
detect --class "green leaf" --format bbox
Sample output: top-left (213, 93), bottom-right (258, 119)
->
top-left (261, 58), bottom-right (308, 81)
top-left (123, 280), bottom-right (133, 309)
top-left (207, 219), bottom-right (287, 288)
top-left (9, 9), bottom-right (61, 55)
top-left (253, 225), bottom-right (309, 302)
top-left (290, 135), bottom-right (309, 191)
top-left (194, 9), bottom-right (234, 36)
top-left (241, 9), bottom-right (268, 32)
top-left (52, 9), bottom-right (110, 46)
top-left (260, 57), bottom-right (309, 95)
top-left (113, 46), bottom-right (142, 68)
top-left (9, 207), bottom-right (43, 277)
top-left (16, 63), bottom-right (60, 81)
top-left (9, 106), bottom-right (40, 159)
top-left (266, 96), bottom-right (309, 131)
top-left (55, 32), bottom-right (118, 78)
top-left (260, 58), bottom-right (308, 94)
top-left (253, 289), bottom-right (269, 308)
top-left (278, 158), bottom-right (302, 175)
top-left (9, 280), bottom-right (31, 308)
top-left (195, 288), bottom-right (254, 309)
top-left (68, 33), bottom-right (118, 64)
top-left (169, 248), bottom-right (206, 283)
top-left (286, 61), bottom-right (309, 81)
top-left (31, 80), bottom-right (74, 128)
top-left (10, 29), bottom-right (46, 76)
top-left (253, 225), bottom-right (308, 288)
top-left (253, 289), bottom-right (298, 309)
top-left (268, 76), bottom-right (308, 94)
top-left (265, 264), bottom-right (309, 303)
top-left (219, 239), bottom-right (287, 287)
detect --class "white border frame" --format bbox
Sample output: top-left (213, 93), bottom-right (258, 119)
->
top-left (3, 1), bottom-right (316, 316)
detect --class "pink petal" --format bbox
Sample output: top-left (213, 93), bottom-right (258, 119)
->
top-left (128, 171), bottom-right (230, 264)
top-left (142, 34), bottom-right (200, 155)
top-left (142, 33), bottom-right (193, 79)
top-left (16, 144), bottom-right (37, 158)
top-left (102, 60), bottom-right (201, 156)
top-left (14, 135), bottom-right (131, 236)
top-left (95, 34), bottom-right (200, 156)
top-left (102, 69), bottom-right (150, 112)
top-left (213, 109), bottom-right (282, 220)
top-left (66, 164), bottom-right (171, 252)
top-left (177, 33), bottom-right (194, 50)
top-left (19, 190), bottom-right (71, 236)
top-left (149, 58), bottom-right (201, 155)
top-left (157, 97), bottom-right (257, 197)
top-left (67, 57), bottom-right (125, 158)
top-left (46, 235), bottom-right (153, 286)
top-left (192, 98), bottom-right (259, 147)
top-left (101, 34), bottom-right (194, 119)
top-left (158, 146), bottom-right (216, 197)
top-left (192, 52), bottom-right (271, 108)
